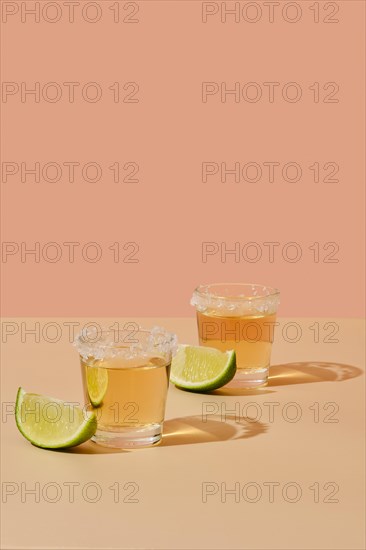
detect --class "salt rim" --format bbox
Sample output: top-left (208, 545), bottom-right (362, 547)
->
top-left (74, 325), bottom-right (178, 361)
top-left (191, 284), bottom-right (280, 315)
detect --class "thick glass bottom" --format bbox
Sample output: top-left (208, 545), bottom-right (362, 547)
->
top-left (92, 423), bottom-right (162, 449)
top-left (225, 366), bottom-right (269, 389)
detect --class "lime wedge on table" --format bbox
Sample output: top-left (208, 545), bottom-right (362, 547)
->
top-left (15, 388), bottom-right (97, 449)
top-left (170, 345), bottom-right (236, 392)
top-left (86, 366), bottom-right (108, 406)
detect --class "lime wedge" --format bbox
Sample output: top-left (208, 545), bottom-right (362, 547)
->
top-left (170, 345), bottom-right (236, 392)
top-left (15, 387), bottom-right (97, 449)
top-left (86, 365), bottom-right (108, 406)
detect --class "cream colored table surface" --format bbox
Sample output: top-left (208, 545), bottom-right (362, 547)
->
top-left (1, 318), bottom-right (365, 550)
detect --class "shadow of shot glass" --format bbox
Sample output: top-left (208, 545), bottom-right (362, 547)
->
top-left (268, 361), bottom-right (363, 386)
top-left (161, 414), bottom-right (267, 447)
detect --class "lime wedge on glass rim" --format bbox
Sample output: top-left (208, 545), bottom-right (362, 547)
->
top-left (170, 345), bottom-right (236, 392)
top-left (15, 387), bottom-right (97, 449)
top-left (86, 365), bottom-right (108, 407)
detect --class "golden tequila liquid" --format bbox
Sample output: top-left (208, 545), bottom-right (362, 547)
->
top-left (197, 311), bottom-right (277, 387)
top-left (81, 354), bottom-right (170, 447)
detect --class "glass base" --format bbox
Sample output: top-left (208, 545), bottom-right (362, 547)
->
top-left (225, 366), bottom-right (269, 389)
top-left (92, 424), bottom-right (162, 449)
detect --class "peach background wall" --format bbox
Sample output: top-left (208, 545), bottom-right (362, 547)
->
top-left (1, 0), bottom-right (365, 317)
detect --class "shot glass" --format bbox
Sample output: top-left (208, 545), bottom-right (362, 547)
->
top-left (191, 283), bottom-right (280, 388)
top-left (74, 326), bottom-right (177, 448)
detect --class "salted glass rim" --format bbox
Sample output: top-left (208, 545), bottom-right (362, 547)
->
top-left (75, 327), bottom-right (176, 349)
top-left (193, 283), bottom-right (280, 302)
top-left (74, 326), bottom-right (177, 360)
